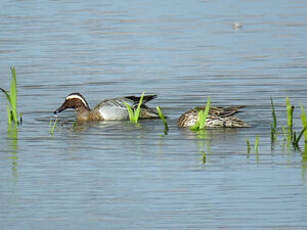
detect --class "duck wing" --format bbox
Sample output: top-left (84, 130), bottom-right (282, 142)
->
top-left (194, 105), bottom-right (245, 117)
top-left (94, 95), bottom-right (157, 110)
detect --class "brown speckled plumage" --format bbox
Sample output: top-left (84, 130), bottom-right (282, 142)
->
top-left (177, 106), bottom-right (250, 128)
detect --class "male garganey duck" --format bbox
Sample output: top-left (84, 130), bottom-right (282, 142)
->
top-left (54, 93), bottom-right (159, 122)
top-left (177, 105), bottom-right (250, 128)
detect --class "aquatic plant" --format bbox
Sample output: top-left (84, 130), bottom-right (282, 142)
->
top-left (0, 67), bottom-right (20, 126)
top-left (254, 136), bottom-right (259, 153)
top-left (202, 151), bottom-right (206, 164)
top-left (123, 92), bottom-right (144, 124)
top-left (190, 97), bottom-right (210, 131)
top-left (156, 106), bottom-right (168, 135)
top-left (246, 137), bottom-right (251, 154)
top-left (49, 118), bottom-right (57, 135)
top-left (246, 136), bottom-right (259, 153)
top-left (7, 124), bottom-right (18, 177)
top-left (285, 97), bottom-right (294, 136)
top-left (281, 126), bottom-right (286, 139)
top-left (270, 97), bottom-right (277, 141)
top-left (292, 128), bottom-right (307, 149)
top-left (292, 106), bottom-right (307, 149)
top-left (269, 97), bottom-right (307, 150)
top-left (300, 106), bottom-right (307, 143)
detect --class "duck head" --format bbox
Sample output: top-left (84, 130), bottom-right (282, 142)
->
top-left (54, 93), bottom-right (90, 114)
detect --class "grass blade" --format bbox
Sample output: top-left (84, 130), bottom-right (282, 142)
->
top-left (254, 136), bottom-right (259, 153)
top-left (123, 92), bottom-right (145, 124)
top-left (1, 87), bottom-right (13, 126)
top-left (202, 151), bottom-right (206, 164)
top-left (123, 102), bottom-right (135, 123)
top-left (190, 96), bottom-right (210, 131)
top-left (281, 126), bottom-right (286, 138)
top-left (156, 106), bottom-right (168, 135)
top-left (6, 103), bottom-right (12, 127)
top-left (49, 118), bottom-right (57, 135)
top-left (10, 67), bottom-right (18, 124)
top-left (286, 97), bottom-right (294, 134)
top-left (246, 137), bottom-right (251, 154)
top-left (190, 111), bottom-right (202, 131)
top-left (0, 87), bottom-right (13, 108)
top-left (300, 106), bottom-right (307, 143)
top-left (270, 97), bottom-right (277, 131)
top-left (293, 127), bottom-right (307, 147)
top-left (270, 123), bottom-right (275, 142)
top-left (134, 91), bottom-right (144, 123)
top-left (199, 97), bottom-right (210, 130)
top-left (292, 131), bottom-right (297, 148)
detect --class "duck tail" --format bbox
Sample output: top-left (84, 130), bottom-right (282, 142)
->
top-left (125, 94), bottom-right (157, 105)
top-left (224, 116), bottom-right (250, 128)
top-left (139, 108), bottom-right (161, 119)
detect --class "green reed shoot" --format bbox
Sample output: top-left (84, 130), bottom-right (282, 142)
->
top-left (293, 106), bottom-right (307, 148)
top-left (246, 137), bottom-right (251, 154)
top-left (292, 128), bottom-right (307, 149)
top-left (202, 151), bottom-right (206, 164)
top-left (0, 67), bottom-right (19, 126)
top-left (49, 118), bottom-right (57, 135)
top-left (254, 136), bottom-right (259, 153)
top-left (271, 97), bottom-right (277, 130)
top-left (123, 91), bottom-right (145, 124)
top-left (270, 97), bottom-right (277, 141)
top-left (156, 106), bottom-right (168, 135)
top-left (125, 103), bottom-right (135, 122)
top-left (6, 101), bottom-right (12, 126)
top-left (300, 106), bottom-right (307, 143)
top-left (285, 97), bottom-right (294, 135)
top-left (281, 126), bottom-right (286, 138)
top-left (270, 123), bottom-right (275, 143)
top-left (190, 97), bottom-right (210, 131)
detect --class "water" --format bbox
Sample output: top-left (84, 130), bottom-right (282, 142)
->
top-left (1, 0), bottom-right (307, 229)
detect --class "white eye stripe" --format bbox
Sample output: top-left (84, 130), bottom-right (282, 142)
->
top-left (66, 95), bottom-right (88, 107)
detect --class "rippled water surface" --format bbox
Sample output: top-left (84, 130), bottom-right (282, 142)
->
top-left (1, 0), bottom-right (307, 229)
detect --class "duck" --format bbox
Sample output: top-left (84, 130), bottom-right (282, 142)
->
top-left (177, 105), bottom-right (250, 128)
top-left (54, 92), bottom-right (159, 122)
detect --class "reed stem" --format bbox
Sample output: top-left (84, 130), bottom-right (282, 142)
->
top-left (156, 106), bottom-right (168, 135)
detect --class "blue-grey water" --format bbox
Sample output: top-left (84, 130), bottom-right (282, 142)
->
top-left (1, 0), bottom-right (307, 229)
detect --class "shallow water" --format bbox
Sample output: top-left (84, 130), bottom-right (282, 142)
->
top-left (1, 0), bottom-right (307, 229)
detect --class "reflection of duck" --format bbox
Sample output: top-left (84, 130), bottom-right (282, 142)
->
top-left (177, 106), bottom-right (250, 128)
top-left (54, 93), bottom-right (159, 122)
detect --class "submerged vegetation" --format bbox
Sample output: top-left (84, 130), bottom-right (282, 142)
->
top-left (123, 91), bottom-right (145, 124)
top-left (0, 67), bottom-right (21, 127)
top-left (49, 117), bottom-right (58, 136)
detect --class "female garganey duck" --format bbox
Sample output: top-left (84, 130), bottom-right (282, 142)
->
top-left (54, 93), bottom-right (159, 122)
top-left (177, 105), bottom-right (250, 128)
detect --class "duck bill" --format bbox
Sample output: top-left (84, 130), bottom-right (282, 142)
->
top-left (54, 103), bottom-right (67, 114)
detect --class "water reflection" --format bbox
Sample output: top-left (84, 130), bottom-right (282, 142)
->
top-left (195, 129), bottom-right (210, 157)
top-left (7, 125), bottom-right (18, 179)
top-left (302, 143), bottom-right (307, 179)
